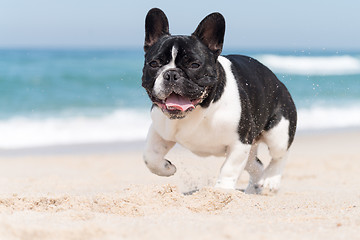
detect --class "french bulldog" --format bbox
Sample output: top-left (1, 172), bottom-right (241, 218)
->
top-left (141, 8), bottom-right (297, 194)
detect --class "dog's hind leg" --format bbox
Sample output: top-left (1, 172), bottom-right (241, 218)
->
top-left (244, 143), bottom-right (264, 194)
top-left (215, 142), bottom-right (252, 190)
top-left (259, 117), bottom-right (291, 193)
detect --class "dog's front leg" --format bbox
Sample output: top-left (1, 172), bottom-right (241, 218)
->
top-left (143, 125), bottom-right (176, 177)
top-left (215, 142), bottom-right (252, 189)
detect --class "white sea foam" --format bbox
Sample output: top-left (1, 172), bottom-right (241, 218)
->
top-left (1, 106), bottom-right (360, 149)
top-left (297, 106), bottom-right (360, 130)
top-left (0, 109), bottom-right (151, 149)
top-left (258, 55), bottom-right (360, 75)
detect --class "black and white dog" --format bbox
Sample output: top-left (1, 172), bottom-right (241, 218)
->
top-left (142, 8), bottom-right (297, 194)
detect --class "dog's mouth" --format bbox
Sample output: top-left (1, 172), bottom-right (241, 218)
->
top-left (154, 93), bottom-right (202, 112)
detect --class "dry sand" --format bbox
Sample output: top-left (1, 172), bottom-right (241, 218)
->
top-left (0, 130), bottom-right (359, 240)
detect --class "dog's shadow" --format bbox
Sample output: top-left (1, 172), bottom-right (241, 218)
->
top-left (183, 189), bottom-right (199, 196)
top-left (182, 188), bottom-right (245, 195)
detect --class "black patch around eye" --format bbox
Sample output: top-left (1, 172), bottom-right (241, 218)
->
top-left (149, 60), bottom-right (160, 68)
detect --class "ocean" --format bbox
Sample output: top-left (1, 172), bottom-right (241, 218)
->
top-left (0, 49), bottom-right (359, 149)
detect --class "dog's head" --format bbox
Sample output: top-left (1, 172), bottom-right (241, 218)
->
top-left (142, 8), bottom-right (225, 119)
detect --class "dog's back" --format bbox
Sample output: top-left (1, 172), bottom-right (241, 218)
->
top-left (224, 54), bottom-right (297, 147)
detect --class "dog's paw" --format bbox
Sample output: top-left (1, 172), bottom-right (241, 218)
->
top-left (214, 177), bottom-right (236, 190)
top-left (259, 174), bottom-right (281, 193)
top-left (145, 159), bottom-right (177, 177)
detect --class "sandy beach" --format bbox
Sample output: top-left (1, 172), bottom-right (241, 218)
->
top-left (0, 130), bottom-right (359, 240)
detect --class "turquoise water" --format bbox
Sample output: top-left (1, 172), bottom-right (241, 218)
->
top-left (0, 49), bottom-right (148, 118)
top-left (281, 74), bottom-right (360, 107)
top-left (0, 49), bottom-right (359, 148)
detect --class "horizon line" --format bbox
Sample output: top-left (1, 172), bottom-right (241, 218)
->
top-left (1, 46), bottom-right (360, 53)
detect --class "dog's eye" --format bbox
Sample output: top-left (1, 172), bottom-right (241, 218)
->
top-left (149, 60), bottom-right (160, 68)
top-left (190, 63), bottom-right (200, 69)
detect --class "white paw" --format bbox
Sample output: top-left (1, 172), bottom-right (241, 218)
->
top-left (214, 177), bottom-right (236, 190)
top-left (145, 159), bottom-right (177, 177)
top-left (259, 174), bottom-right (281, 192)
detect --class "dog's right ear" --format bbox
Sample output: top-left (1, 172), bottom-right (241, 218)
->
top-left (144, 8), bottom-right (170, 52)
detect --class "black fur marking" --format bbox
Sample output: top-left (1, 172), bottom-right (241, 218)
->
top-left (143, 36), bottom-right (223, 107)
top-left (224, 55), bottom-right (297, 147)
top-left (144, 8), bottom-right (170, 52)
top-left (192, 12), bottom-right (225, 56)
top-left (200, 61), bottom-right (226, 108)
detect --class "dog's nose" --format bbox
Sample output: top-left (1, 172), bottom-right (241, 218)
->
top-left (163, 70), bottom-right (180, 81)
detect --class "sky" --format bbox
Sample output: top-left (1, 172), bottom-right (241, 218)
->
top-left (1, 0), bottom-right (359, 51)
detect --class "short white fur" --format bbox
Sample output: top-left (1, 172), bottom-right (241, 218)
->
top-left (152, 46), bottom-right (178, 99)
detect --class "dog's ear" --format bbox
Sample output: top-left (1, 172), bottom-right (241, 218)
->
top-left (192, 13), bottom-right (225, 56)
top-left (144, 8), bottom-right (170, 52)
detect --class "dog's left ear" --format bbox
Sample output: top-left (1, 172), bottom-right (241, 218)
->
top-left (144, 8), bottom-right (170, 52)
top-left (192, 13), bottom-right (225, 56)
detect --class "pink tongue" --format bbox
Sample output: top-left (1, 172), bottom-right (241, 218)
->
top-left (165, 94), bottom-right (195, 111)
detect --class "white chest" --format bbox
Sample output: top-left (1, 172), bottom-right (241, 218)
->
top-left (151, 56), bottom-right (241, 157)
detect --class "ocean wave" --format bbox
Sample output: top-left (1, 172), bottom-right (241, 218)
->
top-left (297, 106), bottom-right (360, 130)
top-left (0, 109), bottom-right (151, 149)
top-left (257, 55), bottom-right (360, 75)
top-left (1, 106), bottom-right (360, 149)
